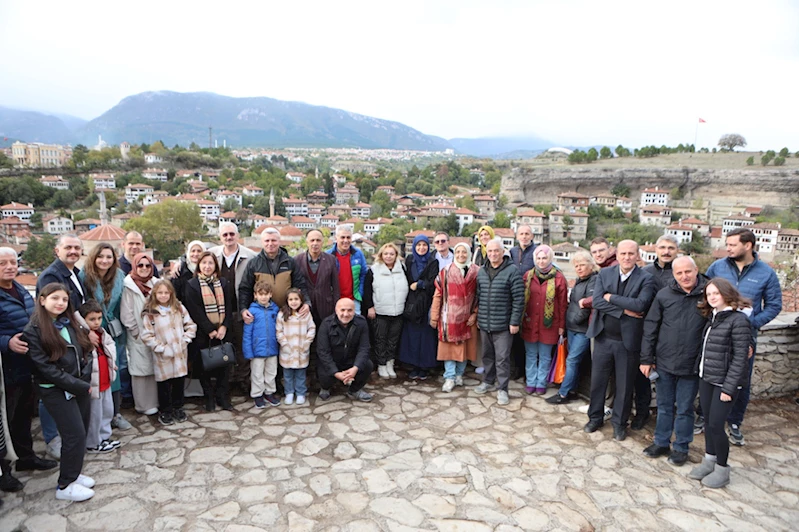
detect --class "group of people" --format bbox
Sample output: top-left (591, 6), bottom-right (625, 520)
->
top-left (0, 222), bottom-right (782, 505)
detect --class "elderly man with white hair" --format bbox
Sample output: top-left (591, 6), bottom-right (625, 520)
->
top-left (327, 225), bottom-right (368, 314)
top-left (209, 222), bottom-right (257, 387)
top-left (0, 248), bottom-right (57, 493)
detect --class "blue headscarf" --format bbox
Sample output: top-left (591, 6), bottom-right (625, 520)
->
top-left (411, 234), bottom-right (430, 280)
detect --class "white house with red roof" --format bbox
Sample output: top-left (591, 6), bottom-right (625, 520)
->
top-left (290, 216), bottom-right (317, 230)
top-left (125, 183), bottom-right (154, 204)
top-left (640, 206), bottom-right (672, 227)
top-left (243, 185), bottom-right (264, 197)
top-left (1, 202), bottom-right (34, 221)
top-left (284, 197), bottom-right (308, 217)
top-left (680, 216), bottom-right (710, 237)
top-left (43, 215), bottom-right (74, 235)
top-left (665, 222), bottom-right (693, 245)
top-left (196, 200), bottom-right (221, 221)
top-left (750, 222), bottom-right (781, 255)
top-left (90, 173), bottom-right (116, 190)
top-left (144, 153), bottom-right (163, 164)
top-left (320, 214), bottom-right (339, 229)
top-left (215, 190), bottom-right (242, 207)
top-left (142, 168), bottom-right (168, 182)
top-left (286, 172), bottom-right (307, 183)
top-left (454, 207), bottom-right (479, 234)
top-left (721, 214), bottom-right (755, 236)
top-left (351, 202), bottom-right (372, 219)
top-left (40, 175), bottom-right (69, 190)
top-left (363, 218), bottom-right (391, 236)
top-left (640, 186), bottom-right (670, 206)
top-left (513, 209), bottom-right (546, 239)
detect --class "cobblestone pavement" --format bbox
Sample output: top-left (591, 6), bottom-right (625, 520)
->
top-left (2, 374), bottom-right (798, 531)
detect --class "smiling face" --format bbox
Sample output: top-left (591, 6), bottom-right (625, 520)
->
top-left (590, 243), bottom-right (609, 265)
top-left (220, 226), bottom-right (238, 248)
top-left (0, 252), bottom-right (19, 283)
top-left (479, 230), bottom-right (492, 245)
top-left (336, 231), bottom-right (352, 253)
top-left (188, 244), bottom-right (204, 264)
top-left (534, 251), bottom-right (551, 270)
top-left (94, 247), bottom-right (115, 274)
top-left (287, 292), bottom-right (302, 311)
top-left (41, 289), bottom-right (69, 318)
top-left (56, 237), bottom-right (82, 267)
top-left (656, 239), bottom-right (678, 265)
top-left (335, 298), bottom-right (355, 324)
top-left (705, 283), bottom-right (726, 310)
top-left (198, 255), bottom-right (217, 277)
top-left (155, 285), bottom-right (171, 305)
top-left (123, 234), bottom-right (143, 259)
top-left (516, 225), bottom-right (532, 248)
top-left (454, 246), bottom-right (469, 264)
top-left (433, 234), bottom-right (449, 254)
top-left (135, 259), bottom-right (153, 277)
top-left (672, 256), bottom-right (698, 293)
top-left (486, 240), bottom-right (504, 266)
top-left (381, 246), bottom-right (397, 267)
top-left (415, 240), bottom-right (429, 256)
top-left (306, 230), bottom-right (323, 255)
top-left (261, 231), bottom-right (280, 256)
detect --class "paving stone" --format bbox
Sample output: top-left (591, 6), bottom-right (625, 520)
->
top-left (284, 490), bottom-right (314, 507)
top-left (334, 441), bottom-right (358, 460)
top-left (657, 509), bottom-right (727, 531)
top-left (68, 497), bottom-right (147, 530)
top-left (370, 497), bottom-right (425, 526)
top-left (336, 492), bottom-right (370, 514)
top-left (249, 503), bottom-right (282, 526)
top-left (21, 514), bottom-right (67, 532)
top-left (363, 467), bottom-right (397, 494)
top-left (189, 446), bottom-right (240, 464)
top-left (199, 501), bottom-right (240, 520)
top-left (412, 493), bottom-right (456, 517)
top-left (296, 436), bottom-right (330, 456)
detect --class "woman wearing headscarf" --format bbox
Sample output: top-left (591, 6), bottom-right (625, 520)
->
top-left (430, 242), bottom-right (479, 392)
top-left (171, 240), bottom-right (205, 303)
top-left (184, 252), bottom-right (235, 411)
top-left (120, 253), bottom-right (158, 415)
top-left (521, 245), bottom-right (567, 395)
top-left (472, 226), bottom-right (495, 267)
top-left (398, 234), bottom-right (439, 380)
top-left (79, 243), bottom-right (132, 430)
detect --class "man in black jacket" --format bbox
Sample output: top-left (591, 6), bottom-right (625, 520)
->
top-left (316, 299), bottom-right (374, 402)
top-left (640, 256), bottom-right (707, 465)
top-left (641, 235), bottom-right (678, 292)
top-left (36, 234), bottom-right (86, 310)
top-left (585, 240), bottom-right (655, 441)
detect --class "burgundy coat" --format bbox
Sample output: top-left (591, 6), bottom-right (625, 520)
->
top-left (294, 251), bottom-right (341, 325)
top-left (521, 269), bottom-right (568, 345)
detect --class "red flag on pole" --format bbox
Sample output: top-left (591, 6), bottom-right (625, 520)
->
top-left (698, 118), bottom-right (706, 123)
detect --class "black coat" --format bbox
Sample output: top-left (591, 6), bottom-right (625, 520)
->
top-left (183, 277), bottom-right (234, 358)
top-left (698, 309), bottom-right (751, 395)
top-left (641, 276), bottom-right (708, 375)
top-left (641, 261), bottom-right (674, 292)
top-left (316, 314), bottom-right (371, 377)
top-left (565, 272), bottom-right (596, 333)
top-left (23, 320), bottom-right (91, 396)
top-left (586, 265), bottom-right (656, 353)
top-left (37, 259), bottom-right (86, 310)
top-left (170, 257), bottom-right (194, 303)
top-left (402, 253), bottom-right (438, 324)
top-left (0, 280), bottom-right (36, 385)
top-left (475, 256), bottom-right (525, 332)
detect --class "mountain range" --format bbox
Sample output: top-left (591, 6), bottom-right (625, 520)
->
top-left (0, 92), bottom-right (554, 156)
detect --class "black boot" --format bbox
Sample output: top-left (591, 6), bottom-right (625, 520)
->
top-left (0, 460), bottom-right (23, 493)
top-left (215, 367), bottom-right (233, 410)
top-left (200, 377), bottom-right (216, 412)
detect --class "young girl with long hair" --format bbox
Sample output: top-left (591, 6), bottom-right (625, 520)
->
top-left (689, 278), bottom-right (752, 489)
top-left (141, 280), bottom-right (197, 426)
top-left (23, 283), bottom-right (96, 501)
top-left (276, 288), bottom-right (316, 406)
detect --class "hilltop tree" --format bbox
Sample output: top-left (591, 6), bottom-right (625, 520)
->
top-left (0, 152), bottom-right (13, 169)
top-left (124, 200), bottom-right (203, 261)
top-left (615, 145), bottom-right (631, 157)
top-left (718, 133), bottom-right (747, 151)
top-left (600, 146), bottom-right (612, 159)
top-left (779, 147), bottom-right (790, 158)
top-left (611, 183), bottom-right (631, 198)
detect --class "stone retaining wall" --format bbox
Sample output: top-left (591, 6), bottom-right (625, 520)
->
top-left (753, 317), bottom-right (799, 398)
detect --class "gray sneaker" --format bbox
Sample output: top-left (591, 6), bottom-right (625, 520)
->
top-left (454, 376), bottom-right (464, 387)
top-left (46, 436), bottom-right (62, 461)
top-left (497, 390), bottom-right (509, 406)
top-left (111, 413), bottom-right (133, 431)
top-left (318, 389), bottom-right (331, 401)
top-left (347, 389), bottom-right (373, 403)
top-left (442, 379), bottom-right (455, 393)
top-left (474, 382), bottom-right (494, 395)
top-left (728, 424), bottom-right (745, 446)
top-left (693, 414), bottom-right (705, 435)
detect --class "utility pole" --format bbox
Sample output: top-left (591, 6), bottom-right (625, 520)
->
top-left (209, 126), bottom-right (212, 150)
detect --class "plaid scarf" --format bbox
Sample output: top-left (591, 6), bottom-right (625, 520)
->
top-left (197, 273), bottom-right (225, 326)
top-left (525, 267), bottom-right (558, 328)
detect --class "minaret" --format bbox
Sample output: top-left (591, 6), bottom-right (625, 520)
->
top-left (315, 166), bottom-right (319, 179)
top-left (269, 188), bottom-right (275, 218)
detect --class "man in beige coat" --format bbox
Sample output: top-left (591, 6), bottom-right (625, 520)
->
top-left (209, 222), bottom-right (258, 388)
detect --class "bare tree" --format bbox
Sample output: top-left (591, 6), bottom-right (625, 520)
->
top-left (718, 133), bottom-right (747, 151)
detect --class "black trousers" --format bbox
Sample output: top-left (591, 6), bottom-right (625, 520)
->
top-left (5, 380), bottom-right (36, 462)
top-left (157, 377), bottom-right (185, 414)
top-left (699, 380), bottom-right (738, 466)
top-left (228, 318), bottom-right (250, 386)
top-left (200, 365), bottom-right (231, 400)
top-left (634, 368), bottom-right (652, 416)
top-left (318, 359), bottom-right (374, 393)
top-left (588, 335), bottom-right (637, 427)
top-left (39, 386), bottom-right (90, 488)
top-left (371, 315), bottom-right (404, 365)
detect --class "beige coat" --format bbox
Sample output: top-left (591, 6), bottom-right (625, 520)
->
top-left (90, 329), bottom-right (119, 399)
top-left (121, 275), bottom-right (156, 377)
top-left (141, 305), bottom-right (197, 382)
top-left (275, 311), bottom-right (316, 369)
top-left (209, 244), bottom-right (258, 301)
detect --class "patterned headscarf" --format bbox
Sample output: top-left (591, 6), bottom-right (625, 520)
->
top-left (129, 253), bottom-right (154, 297)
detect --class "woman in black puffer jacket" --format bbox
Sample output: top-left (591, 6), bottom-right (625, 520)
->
top-left (689, 278), bottom-right (751, 489)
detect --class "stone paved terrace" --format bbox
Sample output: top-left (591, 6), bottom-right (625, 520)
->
top-left (2, 375), bottom-right (798, 532)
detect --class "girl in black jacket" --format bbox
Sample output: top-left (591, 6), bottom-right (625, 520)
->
top-left (689, 278), bottom-right (752, 489)
top-left (24, 283), bottom-right (95, 502)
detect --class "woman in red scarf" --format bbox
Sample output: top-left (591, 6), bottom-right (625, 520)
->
top-left (430, 243), bottom-right (479, 393)
top-left (120, 253), bottom-right (159, 415)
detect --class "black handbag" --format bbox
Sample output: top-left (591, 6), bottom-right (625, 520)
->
top-left (200, 340), bottom-right (236, 372)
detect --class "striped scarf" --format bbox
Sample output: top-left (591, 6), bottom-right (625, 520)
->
top-left (525, 267), bottom-right (558, 328)
top-left (197, 273), bottom-right (225, 326)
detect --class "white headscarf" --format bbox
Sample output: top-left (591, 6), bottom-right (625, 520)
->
top-left (185, 240), bottom-right (205, 273)
top-left (453, 242), bottom-right (472, 268)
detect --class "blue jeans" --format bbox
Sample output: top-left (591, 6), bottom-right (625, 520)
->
top-left (560, 331), bottom-right (590, 396)
top-left (654, 370), bottom-right (699, 452)
top-left (443, 360), bottom-right (467, 379)
top-left (283, 368), bottom-right (308, 396)
top-left (524, 341), bottom-right (555, 389)
top-left (38, 399), bottom-right (59, 444)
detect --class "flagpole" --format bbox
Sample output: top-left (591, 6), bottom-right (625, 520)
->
top-left (694, 121), bottom-right (699, 150)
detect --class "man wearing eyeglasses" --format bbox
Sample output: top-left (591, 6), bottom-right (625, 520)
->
top-left (432, 232), bottom-right (453, 272)
top-left (209, 222), bottom-right (258, 388)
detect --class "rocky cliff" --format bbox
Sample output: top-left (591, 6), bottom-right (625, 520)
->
top-left (501, 167), bottom-right (799, 207)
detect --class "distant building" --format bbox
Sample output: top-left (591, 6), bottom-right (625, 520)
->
top-left (1, 202), bottom-right (34, 221)
top-left (90, 173), bottom-right (116, 190)
top-left (284, 197), bottom-right (309, 217)
top-left (473, 195), bottom-right (497, 218)
top-left (0, 217), bottom-right (30, 239)
top-left (141, 168), bottom-right (168, 182)
top-left (514, 209), bottom-right (546, 243)
top-left (454, 208), bottom-right (479, 234)
top-left (290, 216), bottom-right (317, 231)
top-left (721, 214), bottom-right (755, 236)
top-left (11, 141), bottom-right (68, 168)
top-left (776, 228), bottom-right (799, 255)
top-left (320, 214), bottom-right (339, 229)
top-left (286, 172), bottom-right (306, 183)
top-left (243, 185), bottom-right (264, 197)
top-left (680, 216), bottom-right (710, 237)
top-left (216, 190), bottom-right (243, 208)
top-left (335, 185), bottom-right (360, 205)
top-left (351, 202), bottom-right (372, 219)
top-left (143, 190), bottom-right (170, 206)
top-left (363, 218), bottom-right (391, 237)
top-left (548, 210), bottom-right (588, 242)
top-left (750, 222), bottom-right (781, 255)
top-left (196, 200), bottom-right (221, 221)
top-left (125, 184), bottom-right (154, 204)
top-left (40, 175), bottom-right (69, 190)
top-left (43, 215), bottom-right (74, 235)
top-left (144, 153), bottom-right (163, 164)
top-left (664, 223), bottom-right (693, 245)
top-left (640, 186), bottom-right (670, 206)
top-left (640, 206), bottom-right (672, 227)
top-left (557, 192), bottom-right (590, 212)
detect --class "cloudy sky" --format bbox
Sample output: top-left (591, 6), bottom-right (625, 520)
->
top-left (1, 0), bottom-right (797, 150)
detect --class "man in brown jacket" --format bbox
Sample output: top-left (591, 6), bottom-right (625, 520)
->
top-left (294, 229), bottom-right (340, 326)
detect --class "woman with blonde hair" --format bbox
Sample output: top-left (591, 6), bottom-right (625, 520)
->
top-left (362, 242), bottom-right (409, 379)
top-left (431, 242), bottom-right (479, 392)
top-left (547, 250), bottom-right (599, 404)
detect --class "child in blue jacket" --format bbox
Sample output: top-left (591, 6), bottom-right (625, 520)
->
top-left (242, 280), bottom-right (280, 408)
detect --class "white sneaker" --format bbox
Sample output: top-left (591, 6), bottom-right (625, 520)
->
top-left (55, 482), bottom-right (94, 502)
top-left (454, 376), bottom-right (464, 387)
top-left (76, 474), bottom-right (96, 488)
top-left (604, 407), bottom-right (613, 420)
top-left (46, 436), bottom-right (62, 460)
top-left (386, 360), bottom-right (397, 378)
top-left (378, 365), bottom-right (390, 379)
top-left (442, 379), bottom-right (455, 393)
top-left (296, 395), bottom-right (306, 405)
top-left (497, 390), bottom-right (510, 406)
top-left (284, 393), bottom-right (294, 405)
